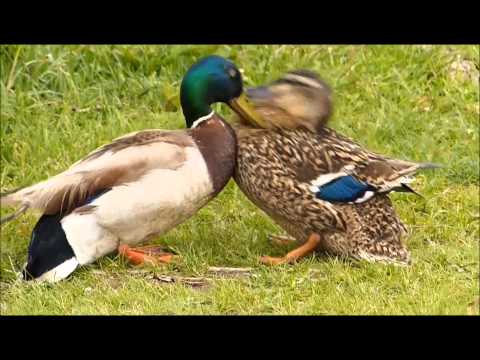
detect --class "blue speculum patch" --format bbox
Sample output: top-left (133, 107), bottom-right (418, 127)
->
top-left (314, 175), bottom-right (373, 203)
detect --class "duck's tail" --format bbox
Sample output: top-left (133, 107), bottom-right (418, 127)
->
top-left (383, 161), bottom-right (442, 196)
top-left (397, 162), bottom-right (442, 176)
top-left (0, 203), bottom-right (30, 225)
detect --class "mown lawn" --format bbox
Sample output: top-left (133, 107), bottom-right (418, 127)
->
top-left (0, 45), bottom-right (478, 315)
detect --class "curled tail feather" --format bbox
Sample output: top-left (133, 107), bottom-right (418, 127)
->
top-left (1, 187), bottom-right (30, 225)
top-left (0, 204), bottom-right (29, 225)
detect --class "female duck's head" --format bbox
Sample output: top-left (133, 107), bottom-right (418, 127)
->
top-left (237, 69), bottom-right (333, 132)
top-left (180, 55), bottom-right (262, 128)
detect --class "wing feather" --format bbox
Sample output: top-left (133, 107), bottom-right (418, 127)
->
top-left (1, 130), bottom-right (195, 218)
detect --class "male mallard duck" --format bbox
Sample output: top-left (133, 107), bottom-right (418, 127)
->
top-left (0, 55), bottom-right (263, 282)
top-left (233, 70), bottom-right (439, 266)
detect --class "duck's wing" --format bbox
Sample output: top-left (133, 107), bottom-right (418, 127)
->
top-left (1, 129), bottom-right (195, 223)
top-left (301, 128), bottom-right (441, 204)
top-left (308, 156), bottom-right (440, 204)
top-left (354, 159), bottom-right (440, 193)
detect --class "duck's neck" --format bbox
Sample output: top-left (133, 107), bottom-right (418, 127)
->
top-left (190, 110), bottom-right (215, 128)
top-left (190, 114), bottom-right (237, 196)
top-left (181, 74), bottom-right (213, 127)
top-left (183, 102), bottom-right (212, 127)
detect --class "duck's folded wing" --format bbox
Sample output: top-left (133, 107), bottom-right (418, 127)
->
top-left (1, 130), bottom-right (194, 221)
top-left (307, 159), bottom-right (440, 204)
top-left (354, 159), bottom-right (441, 193)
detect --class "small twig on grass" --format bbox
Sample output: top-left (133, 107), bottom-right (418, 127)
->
top-left (128, 266), bottom-right (255, 288)
top-left (207, 266), bottom-right (254, 277)
top-left (152, 274), bottom-right (211, 288)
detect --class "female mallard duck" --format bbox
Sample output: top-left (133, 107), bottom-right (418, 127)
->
top-left (233, 70), bottom-right (439, 266)
top-left (0, 55), bottom-right (263, 282)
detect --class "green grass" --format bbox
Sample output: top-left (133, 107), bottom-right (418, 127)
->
top-left (0, 45), bottom-right (478, 315)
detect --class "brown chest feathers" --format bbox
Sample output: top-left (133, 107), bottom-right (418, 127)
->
top-left (191, 115), bottom-right (237, 196)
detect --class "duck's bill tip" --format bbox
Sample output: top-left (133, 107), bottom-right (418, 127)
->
top-left (228, 93), bottom-right (268, 128)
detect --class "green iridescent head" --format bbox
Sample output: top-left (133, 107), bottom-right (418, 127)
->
top-left (180, 55), bottom-right (262, 128)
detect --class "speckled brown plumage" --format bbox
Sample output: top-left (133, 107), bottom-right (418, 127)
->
top-left (234, 126), bottom-right (412, 264)
top-left (232, 70), bottom-right (439, 265)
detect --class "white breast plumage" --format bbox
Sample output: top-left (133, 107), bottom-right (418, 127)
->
top-left (61, 147), bottom-right (213, 265)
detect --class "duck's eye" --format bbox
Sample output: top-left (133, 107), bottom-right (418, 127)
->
top-left (228, 68), bottom-right (237, 78)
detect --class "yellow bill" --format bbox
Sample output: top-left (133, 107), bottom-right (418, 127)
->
top-left (228, 93), bottom-right (268, 128)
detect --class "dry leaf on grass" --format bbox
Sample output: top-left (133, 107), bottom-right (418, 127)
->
top-left (449, 56), bottom-right (479, 83)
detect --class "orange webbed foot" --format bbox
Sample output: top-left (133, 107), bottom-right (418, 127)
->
top-left (118, 244), bottom-right (178, 266)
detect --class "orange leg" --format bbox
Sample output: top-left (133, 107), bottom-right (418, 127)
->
top-left (260, 233), bottom-right (322, 266)
top-left (118, 244), bottom-right (177, 266)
